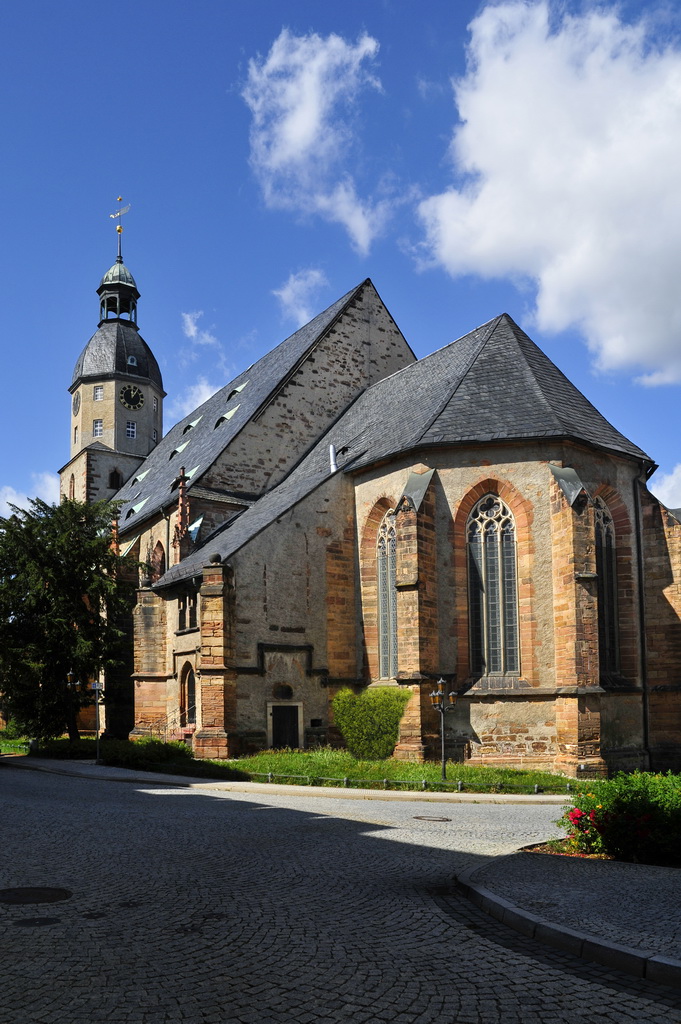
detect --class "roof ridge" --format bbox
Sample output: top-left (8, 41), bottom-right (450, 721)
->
top-left (414, 315), bottom-right (503, 444)
top-left (500, 315), bottom-right (645, 451)
top-left (494, 314), bottom-right (567, 432)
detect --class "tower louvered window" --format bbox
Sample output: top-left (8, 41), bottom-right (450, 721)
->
top-left (377, 510), bottom-right (398, 678)
top-left (594, 497), bottom-right (619, 676)
top-left (467, 495), bottom-right (519, 675)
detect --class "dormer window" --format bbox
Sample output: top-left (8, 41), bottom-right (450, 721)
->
top-left (127, 355), bottom-right (137, 367)
top-left (214, 405), bottom-right (239, 429)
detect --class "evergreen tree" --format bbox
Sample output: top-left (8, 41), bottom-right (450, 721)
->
top-left (0, 498), bottom-right (136, 741)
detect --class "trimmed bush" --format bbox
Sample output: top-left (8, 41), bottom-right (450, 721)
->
top-left (557, 771), bottom-right (681, 865)
top-left (36, 737), bottom-right (193, 766)
top-left (332, 686), bottom-right (411, 760)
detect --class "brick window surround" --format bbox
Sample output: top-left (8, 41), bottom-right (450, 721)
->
top-left (592, 484), bottom-right (637, 684)
top-left (453, 478), bottom-right (536, 687)
top-left (360, 496), bottom-right (398, 681)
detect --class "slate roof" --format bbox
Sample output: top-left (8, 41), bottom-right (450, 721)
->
top-left (156, 311), bottom-right (652, 588)
top-left (346, 312), bottom-right (652, 467)
top-left (71, 321), bottom-right (163, 391)
top-left (115, 280), bottom-right (367, 533)
top-left (245, 311), bottom-right (651, 478)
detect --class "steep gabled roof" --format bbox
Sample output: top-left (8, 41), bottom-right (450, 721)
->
top-left (417, 314), bottom-right (651, 459)
top-left (315, 312), bottom-right (651, 471)
top-left (115, 280), bottom-right (369, 532)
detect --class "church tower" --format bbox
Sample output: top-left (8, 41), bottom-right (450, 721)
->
top-left (59, 213), bottom-right (165, 503)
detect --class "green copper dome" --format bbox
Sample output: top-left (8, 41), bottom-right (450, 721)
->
top-left (99, 259), bottom-right (138, 290)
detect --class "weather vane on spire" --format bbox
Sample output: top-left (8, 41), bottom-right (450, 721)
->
top-left (109, 196), bottom-right (131, 261)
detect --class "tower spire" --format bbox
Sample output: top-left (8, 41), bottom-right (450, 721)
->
top-left (109, 196), bottom-right (131, 263)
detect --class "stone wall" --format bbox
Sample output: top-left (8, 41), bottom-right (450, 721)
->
top-left (202, 284), bottom-right (414, 498)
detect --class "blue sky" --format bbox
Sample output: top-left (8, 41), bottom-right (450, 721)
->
top-left (3, 0), bottom-right (681, 513)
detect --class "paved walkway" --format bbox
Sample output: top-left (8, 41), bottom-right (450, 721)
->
top-left (2, 755), bottom-right (681, 1022)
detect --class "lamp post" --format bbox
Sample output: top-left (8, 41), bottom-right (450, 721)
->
top-left (429, 678), bottom-right (458, 781)
top-left (66, 670), bottom-right (104, 763)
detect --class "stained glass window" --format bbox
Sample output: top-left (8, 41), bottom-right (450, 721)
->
top-left (594, 497), bottom-right (619, 676)
top-left (377, 510), bottom-right (398, 678)
top-left (467, 495), bottom-right (519, 675)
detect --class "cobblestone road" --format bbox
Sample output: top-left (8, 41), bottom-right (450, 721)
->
top-left (2, 766), bottom-right (681, 1023)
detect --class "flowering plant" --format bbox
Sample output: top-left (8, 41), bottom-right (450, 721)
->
top-left (557, 772), bottom-right (681, 865)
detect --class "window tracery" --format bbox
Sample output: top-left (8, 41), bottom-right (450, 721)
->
top-left (377, 509), bottom-right (398, 678)
top-left (467, 494), bottom-right (519, 675)
top-left (594, 497), bottom-right (619, 676)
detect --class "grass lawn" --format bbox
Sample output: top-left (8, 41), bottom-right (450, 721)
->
top-left (213, 747), bottom-right (575, 794)
top-left (14, 736), bottom-right (577, 794)
top-left (0, 737), bottom-right (30, 754)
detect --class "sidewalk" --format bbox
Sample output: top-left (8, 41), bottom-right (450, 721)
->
top-left (4, 754), bottom-right (681, 989)
top-left (457, 850), bottom-right (681, 989)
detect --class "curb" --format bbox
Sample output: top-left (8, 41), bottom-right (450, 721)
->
top-left (456, 856), bottom-right (681, 990)
top-left (1, 755), bottom-right (570, 804)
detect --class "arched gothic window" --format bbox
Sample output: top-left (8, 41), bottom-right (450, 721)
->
top-left (377, 509), bottom-right (398, 678)
top-left (68, 474), bottom-right (75, 500)
top-left (594, 497), bottom-right (618, 677)
top-left (467, 495), bottom-right (519, 676)
top-left (150, 540), bottom-right (166, 583)
top-left (180, 664), bottom-right (196, 727)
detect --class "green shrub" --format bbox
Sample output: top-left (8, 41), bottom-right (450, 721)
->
top-left (557, 771), bottom-right (681, 865)
top-left (37, 738), bottom-right (98, 759)
top-left (36, 737), bottom-right (193, 766)
top-left (1, 718), bottom-right (26, 740)
top-left (332, 686), bottom-right (411, 760)
top-left (100, 738), bottom-right (193, 767)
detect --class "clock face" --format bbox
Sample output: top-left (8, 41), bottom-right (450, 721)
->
top-left (72, 392), bottom-right (81, 415)
top-left (120, 385), bottom-right (144, 410)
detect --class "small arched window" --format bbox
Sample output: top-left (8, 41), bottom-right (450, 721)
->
top-left (377, 509), bottom-right (398, 678)
top-left (180, 664), bottom-right (196, 727)
top-left (68, 474), bottom-right (75, 500)
top-left (467, 494), bottom-right (519, 676)
top-left (594, 497), bottom-right (619, 677)
top-left (150, 540), bottom-right (166, 582)
top-left (109, 469), bottom-right (123, 490)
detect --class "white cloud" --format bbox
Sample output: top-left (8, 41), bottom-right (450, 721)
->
top-left (168, 376), bottom-right (221, 421)
top-left (273, 268), bottom-right (329, 326)
top-left (0, 471), bottom-right (60, 517)
top-left (243, 29), bottom-right (390, 253)
top-left (650, 464), bottom-right (681, 509)
top-left (418, 2), bottom-right (681, 382)
top-left (181, 311), bottom-right (219, 347)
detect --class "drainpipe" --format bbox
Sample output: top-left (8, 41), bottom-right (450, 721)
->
top-left (633, 461), bottom-right (651, 765)
top-left (161, 506), bottom-right (171, 567)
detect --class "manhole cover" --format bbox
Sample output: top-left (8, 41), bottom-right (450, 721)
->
top-left (413, 816), bottom-right (451, 822)
top-left (0, 887), bottom-right (72, 905)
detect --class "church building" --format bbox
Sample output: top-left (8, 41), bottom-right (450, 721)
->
top-left (60, 249), bottom-right (681, 777)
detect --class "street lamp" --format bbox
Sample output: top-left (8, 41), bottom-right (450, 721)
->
top-left (66, 670), bottom-right (104, 764)
top-left (429, 678), bottom-right (458, 782)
